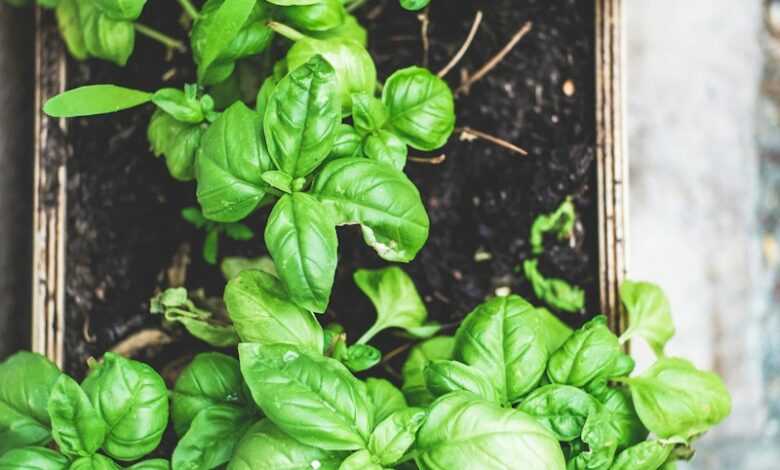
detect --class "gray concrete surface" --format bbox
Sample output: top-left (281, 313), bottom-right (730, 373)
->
top-left (626, 0), bottom-right (777, 467)
top-left (0, 5), bottom-right (34, 360)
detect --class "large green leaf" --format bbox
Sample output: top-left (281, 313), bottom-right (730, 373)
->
top-left (382, 66), bottom-right (455, 151)
top-left (415, 392), bottom-right (565, 470)
top-left (228, 419), bottom-right (341, 470)
top-left (424, 360), bottom-right (500, 403)
top-left (48, 375), bottom-right (107, 458)
top-left (172, 405), bottom-right (254, 470)
top-left (518, 384), bottom-right (598, 442)
top-left (547, 315), bottom-right (623, 388)
top-left (264, 54), bottom-right (341, 177)
top-left (0, 352), bottom-right (62, 455)
top-left (55, 0), bottom-right (88, 60)
top-left (0, 447), bottom-right (69, 470)
top-left (453, 295), bottom-right (552, 404)
top-left (619, 357), bottom-right (731, 442)
top-left (81, 353), bottom-right (168, 461)
top-left (312, 158), bottom-right (429, 262)
top-left (196, 102), bottom-right (273, 222)
top-left (224, 269), bottom-right (325, 350)
top-left (239, 343), bottom-right (373, 451)
top-left (171, 352), bottom-right (251, 436)
top-left (78, 0), bottom-right (135, 66)
top-left (265, 193), bottom-right (338, 313)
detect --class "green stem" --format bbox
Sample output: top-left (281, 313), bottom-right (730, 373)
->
top-left (356, 322), bottom-right (384, 346)
top-left (267, 21), bottom-right (305, 42)
top-left (134, 23), bottom-right (187, 52)
top-left (177, 0), bottom-right (201, 20)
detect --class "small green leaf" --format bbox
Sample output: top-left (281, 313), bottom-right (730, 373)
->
top-left (352, 92), bottom-right (388, 135)
top-left (618, 280), bottom-right (675, 356)
top-left (400, 0), bottom-right (430, 11)
top-left (192, 0), bottom-right (258, 83)
top-left (44, 85), bottom-right (151, 118)
top-left (327, 124), bottom-right (363, 162)
top-left (368, 408), bottom-right (426, 466)
top-left (343, 344), bottom-right (381, 372)
top-left (261, 170), bottom-right (294, 194)
top-left (48, 375), bottom-right (107, 458)
top-left (523, 259), bottom-right (585, 313)
top-left (547, 315), bottom-right (623, 388)
top-left (338, 450), bottom-right (382, 470)
top-left (152, 88), bottom-right (204, 124)
top-left (265, 193), bottom-right (338, 313)
top-left (124, 459), bottom-right (170, 470)
top-left (530, 197), bottom-right (575, 255)
top-left (308, 14), bottom-right (367, 47)
top-left (93, 0), bottom-right (147, 21)
top-left (424, 360), bottom-right (499, 403)
top-left (181, 207), bottom-right (209, 228)
top-left (281, 0), bottom-right (346, 32)
top-left (147, 110), bottom-right (203, 181)
top-left (362, 130), bottom-right (408, 170)
top-left (517, 384), bottom-right (598, 442)
top-left (365, 378), bottom-right (407, 425)
top-left (224, 269), bottom-right (325, 352)
top-left (382, 66), bottom-right (455, 151)
top-left (221, 256), bottom-right (277, 280)
top-left (203, 229), bottom-right (220, 265)
top-left (223, 223), bottom-right (255, 241)
top-left (55, 0), bottom-right (88, 60)
top-left (150, 288), bottom-right (239, 348)
top-left (354, 267), bottom-right (430, 344)
top-left (264, 54), bottom-right (342, 177)
top-left (610, 441), bottom-right (673, 470)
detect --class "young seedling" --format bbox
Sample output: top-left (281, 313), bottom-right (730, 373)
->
top-left (523, 258), bottom-right (585, 313)
top-left (150, 287), bottom-right (239, 347)
top-left (181, 206), bottom-right (254, 265)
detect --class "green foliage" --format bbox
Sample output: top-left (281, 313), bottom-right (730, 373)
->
top-left (530, 197), bottom-right (576, 255)
top-left (400, 0), bottom-right (431, 11)
top-left (401, 336), bottom-right (454, 406)
top-left (618, 280), bottom-right (675, 356)
top-left (524, 259), bottom-right (585, 313)
top-left (43, 85), bottom-right (152, 118)
top-left (150, 286), bottom-right (240, 347)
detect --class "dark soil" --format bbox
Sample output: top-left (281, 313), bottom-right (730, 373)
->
top-left (63, 0), bottom-right (597, 378)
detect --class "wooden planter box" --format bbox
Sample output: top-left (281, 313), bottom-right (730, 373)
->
top-left (32, 0), bottom-right (627, 368)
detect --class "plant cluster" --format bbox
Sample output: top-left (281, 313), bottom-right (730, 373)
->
top-left (1, 274), bottom-right (731, 470)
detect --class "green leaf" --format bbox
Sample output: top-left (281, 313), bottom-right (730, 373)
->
top-left (81, 353), bottom-right (168, 461)
top-left (587, 386), bottom-right (647, 451)
top-left (264, 54), bottom-right (342, 177)
top-left (69, 454), bottom-right (120, 470)
top-left (343, 344), bottom-right (381, 372)
top-left (150, 288), bottom-right (240, 348)
top-left (530, 197), bottom-right (575, 255)
top-left (423, 360), bottom-right (500, 403)
top-left (415, 392), bottom-right (565, 470)
top-left (363, 130), bottom-right (408, 170)
top-left (618, 281), bottom-right (675, 356)
top-left (203, 229), bottom-right (220, 265)
top-left (223, 223), bottom-right (255, 241)
top-left (401, 336), bottom-right (454, 406)
top-left (286, 38), bottom-right (376, 113)
top-left (172, 405), bottom-right (255, 470)
top-left (0, 352), bottom-right (62, 455)
top-left (266, 0), bottom-right (320, 5)
top-left (180, 207), bottom-right (209, 228)
top-left (281, 0), bottom-right (346, 32)
top-left (312, 158), bottom-right (429, 262)
top-left (400, 0), bottom-right (430, 11)
top-left (239, 343), bottom-right (373, 451)
top-left (172, 353), bottom-right (251, 437)
top-left (224, 269), bottom-right (325, 351)
top-left (382, 66), bottom-right (455, 151)
top-left (517, 384), bottom-right (598, 442)
top-left (227, 419), bottom-right (341, 470)
top-left (44, 85), bottom-right (151, 118)
top-left (78, 0), bottom-right (135, 66)
top-left (352, 92), bottom-right (388, 135)
top-left (147, 110), bottom-right (203, 181)
top-left (619, 357), bottom-right (731, 441)
top-left (48, 375), bottom-right (106, 458)
top-left (196, 102), bottom-right (273, 222)
top-left (368, 408), bottom-right (426, 466)
top-left (191, 0), bottom-right (259, 83)
top-left (547, 315), bottom-right (623, 388)
top-left (365, 378), bottom-right (407, 425)
top-left (610, 441), bottom-right (673, 470)
top-left (338, 450), bottom-right (382, 470)
top-left (55, 0), bottom-right (88, 61)
top-left (124, 459), bottom-right (170, 470)
top-left (151, 88), bottom-right (204, 124)
top-left (93, 0), bottom-right (147, 21)
top-left (327, 124), bottom-right (363, 162)
top-left (523, 259), bottom-right (584, 313)
top-left (567, 406), bottom-right (620, 470)
top-left (453, 295), bottom-right (553, 403)
top-left (533, 307), bottom-right (574, 354)
top-left (0, 447), bottom-right (69, 470)
top-left (354, 267), bottom-right (429, 343)
top-left (265, 193), bottom-right (338, 313)
top-left (221, 256), bottom-right (277, 280)
top-left (260, 170), bottom-right (294, 194)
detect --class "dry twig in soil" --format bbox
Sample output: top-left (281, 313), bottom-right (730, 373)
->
top-left (456, 21), bottom-right (533, 96)
top-left (409, 154), bottom-right (447, 165)
top-left (458, 127), bottom-right (528, 156)
top-left (438, 11), bottom-right (484, 78)
top-left (419, 8), bottom-right (431, 67)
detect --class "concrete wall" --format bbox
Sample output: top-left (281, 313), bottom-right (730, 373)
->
top-left (0, 5), bottom-right (34, 360)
